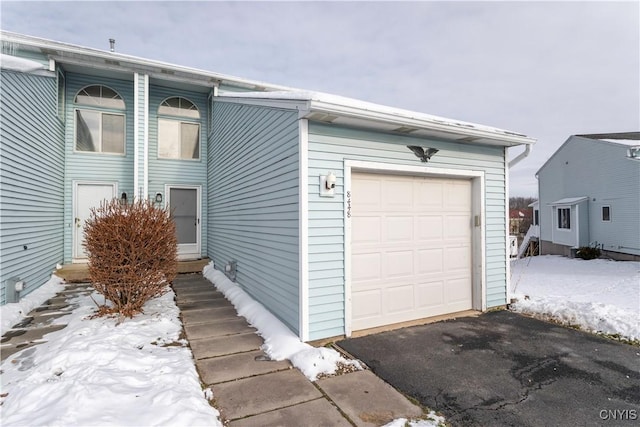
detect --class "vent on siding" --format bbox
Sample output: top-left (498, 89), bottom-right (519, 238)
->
top-left (307, 112), bottom-right (338, 123)
top-left (392, 126), bottom-right (419, 134)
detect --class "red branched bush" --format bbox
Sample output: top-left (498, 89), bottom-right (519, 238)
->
top-left (84, 199), bottom-right (178, 317)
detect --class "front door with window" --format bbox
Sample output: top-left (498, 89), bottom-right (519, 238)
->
top-left (74, 182), bottom-right (116, 260)
top-left (167, 186), bottom-right (200, 259)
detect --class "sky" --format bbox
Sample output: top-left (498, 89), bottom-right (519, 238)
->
top-left (1, 1), bottom-right (638, 196)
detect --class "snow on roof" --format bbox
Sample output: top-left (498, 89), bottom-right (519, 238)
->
top-left (218, 89), bottom-right (531, 141)
top-left (549, 196), bottom-right (589, 205)
top-left (0, 53), bottom-right (46, 73)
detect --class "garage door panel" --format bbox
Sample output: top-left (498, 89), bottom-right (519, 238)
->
top-left (383, 179), bottom-right (413, 210)
top-left (417, 248), bottom-right (444, 274)
top-left (351, 172), bottom-right (473, 332)
top-left (446, 181), bottom-right (471, 208)
top-left (416, 216), bottom-right (443, 240)
top-left (445, 247), bottom-right (471, 272)
top-left (416, 281), bottom-right (445, 308)
top-left (446, 278), bottom-right (473, 305)
top-left (352, 179), bottom-right (381, 212)
top-left (386, 250), bottom-right (414, 277)
top-left (414, 180), bottom-right (444, 208)
top-left (353, 216), bottom-right (381, 244)
top-left (445, 215), bottom-right (472, 239)
top-left (352, 290), bottom-right (382, 320)
top-left (352, 252), bottom-right (381, 281)
top-left (385, 216), bottom-right (414, 242)
top-left (386, 285), bottom-right (415, 313)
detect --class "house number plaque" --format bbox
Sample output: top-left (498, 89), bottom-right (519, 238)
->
top-left (346, 191), bottom-right (352, 218)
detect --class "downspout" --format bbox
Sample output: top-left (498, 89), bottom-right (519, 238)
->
top-left (506, 142), bottom-right (532, 304)
top-left (508, 143), bottom-right (532, 168)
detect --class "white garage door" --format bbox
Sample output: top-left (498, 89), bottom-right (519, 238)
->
top-left (351, 172), bottom-right (473, 331)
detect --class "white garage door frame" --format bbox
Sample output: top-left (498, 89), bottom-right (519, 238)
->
top-left (344, 160), bottom-right (486, 337)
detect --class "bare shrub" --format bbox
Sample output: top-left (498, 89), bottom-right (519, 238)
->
top-left (84, 198), bottom-right (178, 317)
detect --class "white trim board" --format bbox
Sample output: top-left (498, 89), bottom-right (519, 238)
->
top-left (298, 119), bottom-right (310, 341)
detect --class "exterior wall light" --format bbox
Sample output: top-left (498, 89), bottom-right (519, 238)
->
top-left (155, 193), bottom-right (163, 204)
top-left (120, 192), bottom-right (127, 204)
top-left (320, 172), bottom-right (336, 198)
top-left (627, 147), bottom-right (640, 160)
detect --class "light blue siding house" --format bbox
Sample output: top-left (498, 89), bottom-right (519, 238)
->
top-left (536, 133), bottom-right (640, 261)
top-left (1, 32), bottom-right (535, 341)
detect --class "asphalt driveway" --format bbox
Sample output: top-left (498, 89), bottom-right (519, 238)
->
top-left (337, 311), bottom-right (639, 426)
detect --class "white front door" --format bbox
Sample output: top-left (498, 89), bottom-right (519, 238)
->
top-left (350, 173), bottom-right (473, 331)
top-left (74, 182), bottom-right (117, 260)
top-left (167, 186), bottom-right (201, 259)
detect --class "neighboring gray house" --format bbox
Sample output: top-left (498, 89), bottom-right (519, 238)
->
top-left (0, 32), bottom-right (535, 342)
top-left (536, 133), bottom-right (640, 261)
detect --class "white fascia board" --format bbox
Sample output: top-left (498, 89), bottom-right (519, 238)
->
top-left (309, 100), bottom-right (535, 147)
top-left (549, 196), bottom-right (589, 206)
top-left (2, 31), bottom-right (291, 91)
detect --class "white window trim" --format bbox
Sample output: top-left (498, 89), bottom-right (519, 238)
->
top-left (557, 207), bottom-right (571, 230)
top-left (157, 118), bottom-right (201, 161)
top-left (73, 108), bottom-right (126, 156)
top-left (343, 160), bottom-right (486, 337)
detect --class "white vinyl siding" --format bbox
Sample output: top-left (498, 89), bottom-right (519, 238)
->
top-left (0, 70), bottom-right (65, 304)
top-left (208, 101), bottom-right (300, 334)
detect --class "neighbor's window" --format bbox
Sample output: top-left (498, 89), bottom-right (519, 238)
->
top-left (533, 210), bottom-right (539, 226)
top-left (602, 206), bottom-right (611, 222)
top-left (158, 97), bottom-right (200, 160)
top-left (557, 207), bottom-right (571, 229)
top-left (74, 85), bottom-right (125, 154)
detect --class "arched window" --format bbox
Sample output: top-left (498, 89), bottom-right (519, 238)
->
top-left (74, 85), bottom-right (125, 154)
top-left (158, 97), bottom-right (200, 160)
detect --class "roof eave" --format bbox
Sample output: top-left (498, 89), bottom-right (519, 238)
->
top-left (308, 100), bottom-right (536, 147)
top-left (1, 30), bottom-right (292, 92)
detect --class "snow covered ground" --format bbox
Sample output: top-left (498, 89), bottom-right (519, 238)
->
top-left (1, 284), bottom-right (222, 427)
top-left (1, 271), bottom-right (437, 426)
top-left (4, 255), bottom-right (634, 426)
top-left (510, 255), bottom-right (640, 342)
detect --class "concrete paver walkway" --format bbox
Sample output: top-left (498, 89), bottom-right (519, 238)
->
top-left (173, 274), bottom-right (425, 427)
top-left (0, 283), bottom-right (93, 361)
top-left (2, 274), bottom-right (428, 427)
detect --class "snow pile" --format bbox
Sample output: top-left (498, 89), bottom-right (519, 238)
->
top-left (384, 412), bottom-right (446, 427)
top-left (1, 274), bottom-right (65, 335)
top-left (510, 255), bottom-right (640, 341)
top-left (0, 53), bottom-right (46, 73)
top-left (203, 263), bottom-right (362, 380)
top-left (0, 288), bottom-right (222, 427)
